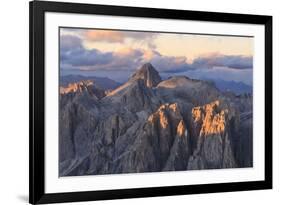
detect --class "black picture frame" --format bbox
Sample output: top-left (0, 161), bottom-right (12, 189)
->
top-left (29, 0), bottom-right (272, 204)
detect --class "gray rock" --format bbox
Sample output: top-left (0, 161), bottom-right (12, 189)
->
top-left (130, 63), bottom-right (162, 88)
top-left (59, 63), bottom-right (253, 176)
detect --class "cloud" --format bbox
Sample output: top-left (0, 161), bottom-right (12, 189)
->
top-left (60, 35), bottom-right (252, 73)
top-left (60, 35), bottom-right (147, 71)
top-left (85, 30), bottom-right (124, 43)
top-left (65, 49), bottom-right (114, 67)
top-left (60, 35), bottom-right (83, 52)
top-left (114, 47), bottom-right (143, 58)
top-left (60, 35), bottom-right (114, 67)
top-left (150, 54), bottom-right (191, 73)
top-left (84, 30), bottom-right (157, 43)
top-left (60, 34), bottom-right (253, 85)
top-left (60, 34), bottom-right (188, 74)
top-left (191, 53), bottom-right (252, 69)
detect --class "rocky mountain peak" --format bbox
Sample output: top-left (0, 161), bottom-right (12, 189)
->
top-left (59, 65), bottom-right (253, 176)
top-left (148, 103), bottom-right (183, 134)
top-left (60, 80), bottom-right (92, 94)
top-left (130, 63), bottom-right (162, 87)
top-left (187, 100), bottom-right (238, 170)
top-left (192, 100), bottom-right (228, 136)
top-left (60, 80), bottom-right (105, 99)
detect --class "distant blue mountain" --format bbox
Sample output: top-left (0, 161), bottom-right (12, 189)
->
top-left (60, 75), bottom-right (121, 90)
top-left (211, 79), bottom-right (252, 95)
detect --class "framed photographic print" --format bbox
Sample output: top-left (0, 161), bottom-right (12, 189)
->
top-left (29, 0), bottom-right (272, 204)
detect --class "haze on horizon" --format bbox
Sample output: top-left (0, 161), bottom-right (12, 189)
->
top-left (60, 27), bottom-right (253, 86)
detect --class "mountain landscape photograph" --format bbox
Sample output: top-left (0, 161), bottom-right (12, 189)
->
top-left (59, 28), bottom-right (253, 177)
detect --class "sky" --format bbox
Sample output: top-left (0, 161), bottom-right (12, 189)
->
top-left (60, 28), bottom-right (253, 85)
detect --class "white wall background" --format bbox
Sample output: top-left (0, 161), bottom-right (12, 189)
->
top-left (0, 0), bottom-right (279, 204)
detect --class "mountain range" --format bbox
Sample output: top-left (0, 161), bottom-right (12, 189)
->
top-left (61, 73), bottom-right (252, 95)
top-left (210, 79), bottom-right (252, 95)
top-left (60, 74), bottom-right (121, 90)
top-left (59, 63), bottom-right (253, 176)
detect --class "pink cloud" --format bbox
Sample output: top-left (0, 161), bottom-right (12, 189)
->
top-left (85, 30), bottom-right (124, 43)
top-left (84, 30), bottom-right (157, 43)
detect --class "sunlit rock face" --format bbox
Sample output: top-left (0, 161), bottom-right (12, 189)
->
top-left (59, 63), bottom-right (253, 176)
top-left (193, 100), bottom-right (226, 135)
top-left (188, 100), bottom-right (237, 170)
top-left (146, 103), bottom-right (190, 171)
top-left (60, 80), bottom-right (106, 99)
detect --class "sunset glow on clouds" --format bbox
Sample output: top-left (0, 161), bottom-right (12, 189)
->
top-left (84, 30), bottom-right (157, 43)
top-left (60, 28), bottom-right (253, 85)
